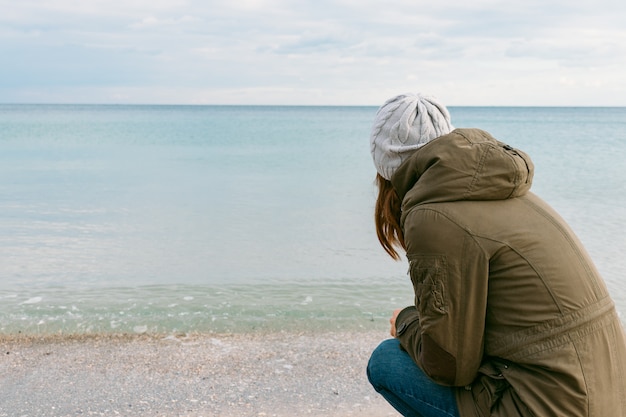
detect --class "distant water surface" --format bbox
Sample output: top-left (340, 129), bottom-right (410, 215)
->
top-left (0, 105), bottom-right (624, 334)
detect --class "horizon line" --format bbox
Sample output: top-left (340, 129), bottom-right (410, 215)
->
top-left (2, 102), bottom-right (626, 108)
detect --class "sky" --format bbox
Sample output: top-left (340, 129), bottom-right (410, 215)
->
top-left (1, 0), bottom-right (626, 106)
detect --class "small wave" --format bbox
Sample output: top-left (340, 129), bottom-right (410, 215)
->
top-left (21, 296), bottom-right (43, 305)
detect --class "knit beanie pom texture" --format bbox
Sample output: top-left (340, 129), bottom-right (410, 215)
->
top-left (370, 93), bottom-right (454, 180)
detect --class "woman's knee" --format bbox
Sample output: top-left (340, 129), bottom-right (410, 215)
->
top-left (370, 338), bottom-right (403, 363)
top-left (367, 338), bottom-right (404, 388)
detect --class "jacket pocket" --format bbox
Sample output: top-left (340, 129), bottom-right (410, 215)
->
top-left (471, 362), bottom-right (510, 417)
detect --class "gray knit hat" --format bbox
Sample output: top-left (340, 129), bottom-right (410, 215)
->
top-left (370, 93), bottom-right (454, 180)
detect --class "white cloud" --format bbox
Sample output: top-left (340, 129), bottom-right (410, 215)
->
top-left (506, 31), bottom-right (626, 68)
top-left (1, 0), bottom-right (626, 105)
top-left (129, 15), bottom-right (199, 29)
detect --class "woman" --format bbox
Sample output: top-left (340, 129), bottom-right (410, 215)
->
top-left (366, 93), bottom-right (626, 417)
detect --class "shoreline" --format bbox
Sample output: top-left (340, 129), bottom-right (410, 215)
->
top-left (0, 330), bottom-right (398, 417)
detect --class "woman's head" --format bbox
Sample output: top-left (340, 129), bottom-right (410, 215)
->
top-left (370, 93), bottom-right (453, 181)
top-left (371, 93), bottom-right (453, 259)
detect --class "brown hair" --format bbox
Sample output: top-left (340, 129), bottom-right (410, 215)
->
top-left (374, 173), bottom-right (405, 260)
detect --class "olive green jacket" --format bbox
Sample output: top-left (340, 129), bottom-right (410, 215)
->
top-left (392, 128), bottom-right (626, 416)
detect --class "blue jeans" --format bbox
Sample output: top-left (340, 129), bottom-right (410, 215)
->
top-left (367, 339), bottom-right (461, 417)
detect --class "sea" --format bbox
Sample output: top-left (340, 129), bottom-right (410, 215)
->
top-left (0, 104), bottom-right (625, 336)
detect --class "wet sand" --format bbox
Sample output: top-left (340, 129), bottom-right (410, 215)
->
top-left (0, 331), bottom-right (398, 417)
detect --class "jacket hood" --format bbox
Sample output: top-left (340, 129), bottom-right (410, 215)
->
top-left (391, 128), bottom-right (534, 211)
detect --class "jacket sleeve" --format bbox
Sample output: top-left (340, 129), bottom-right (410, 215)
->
top-left (396, 207), bottom-right (489, 387)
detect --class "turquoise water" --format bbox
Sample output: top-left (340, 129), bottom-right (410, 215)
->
top-left (0, 105), bottom-right (624, 334)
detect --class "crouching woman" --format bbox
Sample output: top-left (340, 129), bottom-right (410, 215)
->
top-left (366, 93), bottom-right (626, 417)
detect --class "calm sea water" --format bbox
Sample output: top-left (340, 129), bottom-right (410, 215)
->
top-left (0, 105), bottom-right (624, 335)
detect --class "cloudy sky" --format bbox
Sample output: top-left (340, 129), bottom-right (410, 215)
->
top-left (2, 0), bottom-right (626, 106)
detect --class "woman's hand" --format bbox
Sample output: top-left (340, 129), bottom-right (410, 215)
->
top-left (389, 308), bottom-right (403, 337)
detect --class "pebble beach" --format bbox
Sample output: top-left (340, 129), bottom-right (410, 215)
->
top-left (0, 331), bottom-right (398, 417)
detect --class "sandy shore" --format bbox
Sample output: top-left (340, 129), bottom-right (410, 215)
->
top-left (0, 331), bottom-right (398, 417)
